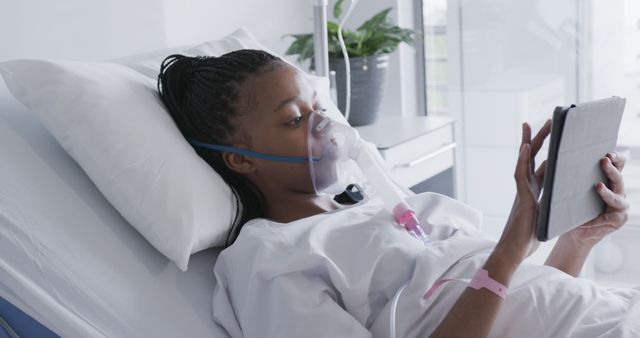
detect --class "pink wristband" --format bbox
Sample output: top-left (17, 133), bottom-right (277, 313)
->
top-left (468, 268), bottom-right (508, 299)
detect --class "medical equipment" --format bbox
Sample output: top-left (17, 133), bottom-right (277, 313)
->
top-left (335, 0), bottom-right (360, 121)
top-left (0, 26), bottom-right (358, 336)
top-left (313, 0), bottom-right (330, 78)
top-left (5, 71), bottom-right (639, 336)
top-left (188, 110), bottom-right (431, 244)
top-left (313, 0), bottom-right (360, 121)
top-left (307, 110), bottom-right (432, 244)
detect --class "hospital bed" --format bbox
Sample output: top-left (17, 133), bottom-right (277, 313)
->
top-left (0, 2), bottom-right (384, 333)
top-left (0, 0), bottom-right (338, 334)
top-left (0, 78), bottom-right (228, 336)
top-left (0, 0), bottom-right (375, 332)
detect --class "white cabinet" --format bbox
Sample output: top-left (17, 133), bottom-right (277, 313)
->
top-left (356, 115), bottom-right (458, 196)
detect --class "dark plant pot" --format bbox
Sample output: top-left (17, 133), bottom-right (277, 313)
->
top-left (329, 54), bottom-right (389, 126)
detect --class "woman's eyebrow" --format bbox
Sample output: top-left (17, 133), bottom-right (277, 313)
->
top-left (272, 91), bottom-right (318, 112)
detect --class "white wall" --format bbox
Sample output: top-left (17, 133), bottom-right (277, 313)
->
top-left (0, 0), bottom-right (415, 120)
top-left (0, 0), bottom-right (314, 62)
top-left (0, 0), bottom-right (167, 61)
top-left (160, 0), bottom-right (314, 63)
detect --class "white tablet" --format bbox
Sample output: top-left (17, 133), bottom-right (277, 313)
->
top-left (536, 97), bottom-right (626, 241)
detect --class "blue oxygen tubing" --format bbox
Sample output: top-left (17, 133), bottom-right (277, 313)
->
top-left (187, 139), bottom-right (319, 163)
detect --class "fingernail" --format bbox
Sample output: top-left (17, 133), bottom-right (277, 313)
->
top-left (610, 152), bottom-right (617, 159)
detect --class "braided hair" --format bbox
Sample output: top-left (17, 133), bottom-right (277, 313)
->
top-left (157, 49), bottom-right (287, 246)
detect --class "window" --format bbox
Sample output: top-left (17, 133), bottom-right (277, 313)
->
top-left (421, 0), bottom-right (449, 116)
top-left (418, 0), bottom-right (640, 286)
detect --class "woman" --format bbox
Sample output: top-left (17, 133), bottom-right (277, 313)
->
top-left (157, 49), bottom-right (635, 337)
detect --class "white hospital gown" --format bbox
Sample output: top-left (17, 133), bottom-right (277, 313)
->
top-left (212, 192), bottom-right (640, 337)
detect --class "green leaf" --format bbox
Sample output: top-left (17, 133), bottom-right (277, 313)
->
top-left (284, 34), bottom-right (313, 55)
top-left (334, 0), bottom-right (344, 19)
top-left (357, 8), bottom-right (393, 32)
top-left (327, 21), bottom-right (341, 35)
top-left (285, 5), bottom-right (417, 61)
top-left (300, 37), bottom-right (315, 68)
top-left (283, 33), bottom-right (315, 67)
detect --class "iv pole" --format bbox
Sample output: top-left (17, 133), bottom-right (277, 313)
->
top-left (313, 0), bottom-right (329, 77)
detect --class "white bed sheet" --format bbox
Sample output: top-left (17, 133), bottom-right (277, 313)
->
top-left (0, 81), bottom-right (228, 337)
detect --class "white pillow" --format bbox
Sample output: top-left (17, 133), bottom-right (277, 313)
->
top-left (0, 28), bottom-right (345, 271)
top-left (118, 28), bottom-right (348, 124)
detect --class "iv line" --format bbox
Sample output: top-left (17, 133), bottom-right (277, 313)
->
top-left (337, 0), bottom-right (360, 122)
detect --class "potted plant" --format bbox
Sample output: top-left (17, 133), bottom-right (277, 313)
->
top-left (285, 0), bottom-right (416, 126)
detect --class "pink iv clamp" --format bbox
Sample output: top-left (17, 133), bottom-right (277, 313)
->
top-left (307, 110), bottom-right (432, 245)
top-left (392, 201), bottom-right (431, 245)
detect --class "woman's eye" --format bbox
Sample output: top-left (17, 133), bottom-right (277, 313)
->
top-left (286, 116), bottom-right (303, 126)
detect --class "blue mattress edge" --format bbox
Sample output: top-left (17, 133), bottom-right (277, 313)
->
top-left (0, 296), bottom-right (59, 338)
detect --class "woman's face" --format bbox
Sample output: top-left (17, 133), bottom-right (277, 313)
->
top-left (229, 64), bottom-right (327, 194)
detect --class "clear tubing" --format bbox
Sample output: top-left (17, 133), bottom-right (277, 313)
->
top-left (308, 111), bottom-right (431, 244)
top-left (337, 0), bottom-right (359, 121)
top-left (354, 146), bottom-right (432, 245)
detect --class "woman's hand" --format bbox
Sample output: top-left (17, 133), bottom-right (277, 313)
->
top-left (564, 152), bottom-right (630, 250)
top-left (545, 152), bottom-right (629, 277)
top-left (495, 120), bottom-right (552, 265)
top-left (431, 120), bottom-right (551, 338)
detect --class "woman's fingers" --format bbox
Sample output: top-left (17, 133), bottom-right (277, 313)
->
top-left (520, 120), bottom-right (551, 176)
top-left (515, 143), bottom-right (532, 192)
top-left (534, 159), bottom-right (547, 185)
top-left (607, 152), bottom-right (626, 172)
top-left (601, 157), bottom-right (626, 196)
top-left (596, 182), bottom-right (629, 210)
top-left (520, 123), bottom-right (534, 175)
top-left (521, 122), bottom-right (532, 148)
top-left (530, 119), bottom-right (552, 157)
top-left (518, 121), bottom-right (551, 191)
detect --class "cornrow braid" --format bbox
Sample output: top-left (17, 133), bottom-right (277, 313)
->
top-left (157, 49), bottom-right (286, 246)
